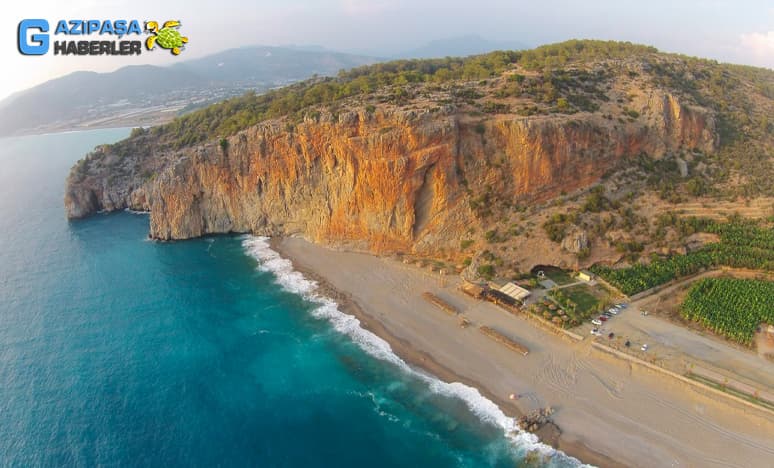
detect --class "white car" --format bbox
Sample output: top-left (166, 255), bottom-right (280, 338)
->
top-left (641, 344), bottom-right (649, 351)
top-left (590, 328), bottom-right (601, 336)
top-left (608, 308), bottom-right (619, 315)
top-left (591, 319), bottom-right (602, 326)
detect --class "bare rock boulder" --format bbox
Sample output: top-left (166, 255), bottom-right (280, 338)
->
top-left (561, 229), bottom-right (589, 254)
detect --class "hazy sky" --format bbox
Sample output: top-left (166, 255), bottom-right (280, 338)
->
top-left (1, 0), bottom-right (772, 100)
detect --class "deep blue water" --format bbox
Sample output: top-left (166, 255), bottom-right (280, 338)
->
top-left (0, 129), bottom-right (576, 467)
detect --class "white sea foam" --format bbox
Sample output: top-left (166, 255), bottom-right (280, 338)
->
top-left (124, 208), bottom-right (150, 215)
top-left (242, 235), bottom-right (590, 467)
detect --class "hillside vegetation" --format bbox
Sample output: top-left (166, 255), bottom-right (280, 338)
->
top-left (592, 217), bottom-right (774, 295)
top-left (69, 40), bottom-right (774, 284)
top-left (104, 40), bottom-right (773, 199)
top-left (137, 41), bottom-right (656, 147)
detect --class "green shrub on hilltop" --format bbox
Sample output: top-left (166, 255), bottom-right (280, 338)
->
top-left (88, 39), bottom-right (771, 199)
top-left (137, 41), bottom-right (671, 151)
top-left (145, 52), bottom-right (525, 150)
top-left (518, 40), bottom-right (657, 71)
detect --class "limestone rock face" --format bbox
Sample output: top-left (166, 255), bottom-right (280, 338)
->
top-left (64, 94), bottom-right (717, 259)
top-left (646, 92), bottom-right (718, 153)
top-left (561, 229), bottom-right (590, 254)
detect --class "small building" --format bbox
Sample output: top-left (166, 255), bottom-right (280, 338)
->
top-left (460, 281), bottom-right (485, 299)
top-left (499, 282), bottom-right (531, 302)
top-left (486, 289), bottom-right (517, 306)
top-left (577, 270), bottom-right (595, 282)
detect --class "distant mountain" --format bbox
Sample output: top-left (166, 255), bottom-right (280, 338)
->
top-left (169, 46), bottom-right (378, 85)
top-left (0, 46), bottom-right (378, 136)
top-left (397, 35), bottom-right (529, 59)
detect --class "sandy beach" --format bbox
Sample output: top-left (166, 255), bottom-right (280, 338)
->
top-left (274, 236), bottom-right (774, 468)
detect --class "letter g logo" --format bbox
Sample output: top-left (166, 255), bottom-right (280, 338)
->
top-left (18, 19), bottom-right (49, 55)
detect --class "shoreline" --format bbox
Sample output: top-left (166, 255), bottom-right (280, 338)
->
top-left (270, 237), bottom-right (622, 468)
top-left (0, 125), bottom-right (134, 140)
top-left (267, 235), bottom-right (774, 468)
top-left (0, 118), bottom-right (175, 140)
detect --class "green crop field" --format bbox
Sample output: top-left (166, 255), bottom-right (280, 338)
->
top-left (560, 284), bottom-right (608, 315)
top-left (680, 278), bottom-right (774, 345)
top-left (592, 220), bottom-right (774, 295)
top-left (541, 267), bottom-right (576, 286)
top-left (540, 283), bottom-right (612, 327)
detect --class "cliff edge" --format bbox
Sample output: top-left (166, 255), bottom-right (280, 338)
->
top-left (66, 41), bottom-right (774, 273)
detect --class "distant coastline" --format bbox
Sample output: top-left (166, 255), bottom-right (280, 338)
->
top-left (0, 115), bottom-right (172, 139)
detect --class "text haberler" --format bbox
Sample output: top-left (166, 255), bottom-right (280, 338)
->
top-left (53, 40), bottom-right (142, 56)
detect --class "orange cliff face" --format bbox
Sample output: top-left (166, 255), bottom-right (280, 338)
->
top-left (145, 109), bottom-right (470, 253)
top-left (466, 94), bottom-right (716, 203)
top-left (65, 94), bottom-right (717, 259)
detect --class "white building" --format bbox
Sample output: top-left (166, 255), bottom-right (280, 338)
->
top-left (499, 282), bottom-right (531, 302)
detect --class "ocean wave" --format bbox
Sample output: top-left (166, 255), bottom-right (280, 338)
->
top-left (242, 235), bottom-right (589, 467)
top-left (124, 208), bottom-right (150, 215)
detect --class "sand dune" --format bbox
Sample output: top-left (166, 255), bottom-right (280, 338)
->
top-left (276, 237), bottom-right (774, 468)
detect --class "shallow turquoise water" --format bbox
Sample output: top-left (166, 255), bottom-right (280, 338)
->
top-left (0, 128), bottom-right (579, 467)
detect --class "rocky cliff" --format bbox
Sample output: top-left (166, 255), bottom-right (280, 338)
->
top-left (65, 91), bottom-right (716, 260)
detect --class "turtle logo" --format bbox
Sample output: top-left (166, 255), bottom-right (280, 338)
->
top-left (145, 20), bottom-right (188, 55)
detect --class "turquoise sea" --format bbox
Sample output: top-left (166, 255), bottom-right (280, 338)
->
top-left (0, 128), bottom-right (581, 467)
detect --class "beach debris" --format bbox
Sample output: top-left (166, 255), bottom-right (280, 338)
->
top-left (458, 316), bottom-right (471, 328)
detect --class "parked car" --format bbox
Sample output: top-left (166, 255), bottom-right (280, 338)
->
top-left (609, 308), bottom-right (619, 315)
top-left (598, 315), bottom-right (608, 322)
top-left (641, 344), bottom-right (649, 351)
top-left (591, 319), bottom-right (602, 326)
top-left (590, 328), bottom-right (601, 336)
